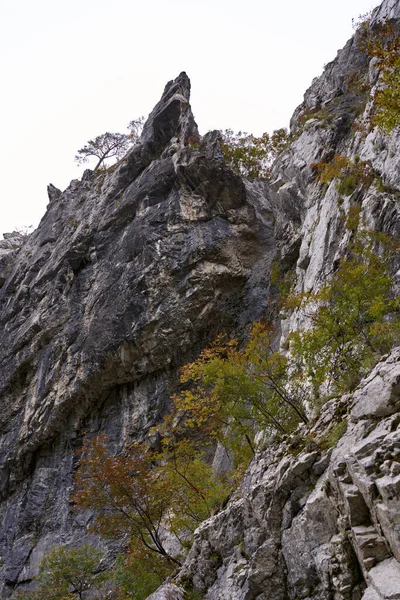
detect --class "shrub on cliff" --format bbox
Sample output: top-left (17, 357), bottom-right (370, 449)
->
top-left (112, 546), bottom-right (173, 600)
top-left (355, 16), bottom-right (400, 133)
top-left (164, 325), bottom-right (308, 460)
top-left (288, 230), bottom-right (400, 396)
top-left (15, 544), bottom-right (105, 600)
top-left (310, 155), bottom-right (375, 196)
top-left (220, 128), bottom-right (289, 180)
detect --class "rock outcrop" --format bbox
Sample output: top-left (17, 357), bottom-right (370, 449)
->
top-left (146, 0), bottom-right (400, 597)
top-left (169, 349), bottom-right (400, 600)
top-left (0, 73), bottom-right (276, 596)
top-left (1, 0), bottom-right (400, 597)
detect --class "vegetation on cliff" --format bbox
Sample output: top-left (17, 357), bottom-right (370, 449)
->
top-left (19, 11), bottom-right (400, 599)
top-left (357, 14), bottom-right (400, 132)
top-left (58, 229), bottom-right (399, 599)
top-left (74, 118), bottom-right (144, 171)
top-left (220, 128), bottom-right (289, 179)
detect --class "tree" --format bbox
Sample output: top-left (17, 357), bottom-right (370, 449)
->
top-left (73, 434), bottom-right (228, 569)
top-left (15, 544), bottom-right (105, 600)
top-left (289, 230), bottom-right (400, 395)
top-left (112, 545), bottom-right (173, 600)
top-left (75, 117), bottom-right (144, 171)
top-left (161, 326), bottom-right (308, 469)
top-left (220, 128), bottom-right (289, 180)
top-left (154, 437), bottom-right (228, 534)
top-left (73, 435), bottom-right (180, 566)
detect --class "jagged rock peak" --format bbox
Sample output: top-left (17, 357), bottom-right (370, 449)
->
top-left (140, 71), bottom-right (199, 151)
top-left (96, 72), bottom-right (200, 195)
top-left (47, 183), bottom-right (62, 204)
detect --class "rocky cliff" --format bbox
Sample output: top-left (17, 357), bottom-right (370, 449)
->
top-left (1, 0), bottom-right (400, 598)
top-left (158, 350), bottom-right (400, 600)
top-left (0, 73), bottom-right (276, 597)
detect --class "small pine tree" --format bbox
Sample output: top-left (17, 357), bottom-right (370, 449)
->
top-left (75, 117), bottom-right (144, 171)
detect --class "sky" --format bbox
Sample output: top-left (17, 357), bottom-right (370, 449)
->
top-left (0, 0), bottom-right (379, 236)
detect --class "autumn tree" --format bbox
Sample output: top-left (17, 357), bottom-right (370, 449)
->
top-left (75, 117), bottom-right (144, 171)
top-left (73, 435), bottom-right (180, 566)
top-left (160, 325), bottom-right (308, 472)
top-left (72, 431), bottom-right (228, 572)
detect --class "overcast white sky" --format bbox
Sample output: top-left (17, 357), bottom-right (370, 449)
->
top-left (1, 0), bottom-right (378, 236)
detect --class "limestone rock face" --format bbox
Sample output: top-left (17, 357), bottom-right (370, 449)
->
top-left (1, 0), bottom-right (400, 597)
top-left (0, 232), bottom-right (28, 287)
top-left (171, 349), bottom-right (400, 600)
top-left (0, 73), bottom-right (276, 596)
top-left (145, 0), bottom-right (400, 597)
top-left (146, 584), bottom-right (185, 600)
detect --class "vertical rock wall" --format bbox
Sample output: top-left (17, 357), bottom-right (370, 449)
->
top-left (1, 0), bottom-right (400, 597)
top-left (0, 73), bottom-right (276, 596)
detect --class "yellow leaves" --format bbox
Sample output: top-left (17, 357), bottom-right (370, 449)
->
top-left (311, 155), bottom-right (351, 184)
top-left (310, 156), bottom-right (374, 195)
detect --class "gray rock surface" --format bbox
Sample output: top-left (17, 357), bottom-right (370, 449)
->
top-left (146, 0), bottom-right (400, 597)
top-left (0, 232), bottom-right (27, 287)
top-left (0, 72), bottom-right (276, 597)
top-left (1, 0), bottom-right (400, 597)
top-left (171, 350), bottom-right (400, 600)
top-left (146, 584), bottom-right (185, 600)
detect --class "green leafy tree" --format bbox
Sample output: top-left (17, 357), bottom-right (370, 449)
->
top-left (112, 545), bottom-right (173, 600)
top-left (15, 544), bottom-right (105, 600)
top-left (153, 437), bottom-right (228, 534)
top-left (221, 128), bottom-right (289, 180)
top-left (162, 325), bottom-right (308, 469)
top-left (289, 230), bottom-right (400, 395)
top-left (75, 117), bottom-right (144, 171)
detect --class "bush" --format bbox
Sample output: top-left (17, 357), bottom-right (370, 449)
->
top-left (356, 17), bottom-right (400, 133)
top-left (310, 155), bottom-right (374, 196)
top-left (112, 546), bottom-right (173, 600)
top-left (15, 544), bottom-right (105, 600)
top-left (221, 128), bottom-right (289, 180)
top-left (289, 230), bottom-right (400, 395)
